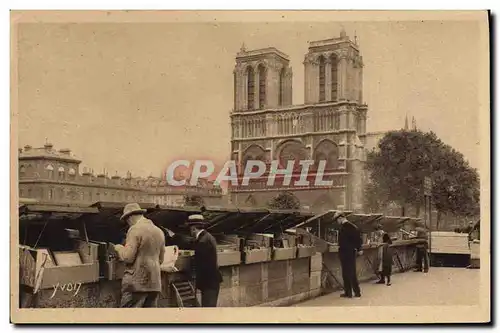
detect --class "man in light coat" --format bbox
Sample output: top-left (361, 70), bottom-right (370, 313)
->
top-left (114, 203), bottom-right (166, 308)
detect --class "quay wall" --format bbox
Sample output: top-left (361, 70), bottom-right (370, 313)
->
top-left (19, 240), bottom-right (420, 308)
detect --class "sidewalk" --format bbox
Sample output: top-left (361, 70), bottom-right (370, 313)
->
top-left (293, 267), bottom-right (479, 307)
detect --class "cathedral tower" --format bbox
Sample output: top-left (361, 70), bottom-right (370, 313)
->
top-left (304, 28), bottom-right (364, 105)
top-left (233, 45), bottom-right (293, 111)
top-left (229, 31), bottom-right (369, 213)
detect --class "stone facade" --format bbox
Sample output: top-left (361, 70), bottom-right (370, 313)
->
top-left (229, 30), bottom-right (368, 213)
top-left (18, 143), bottom-right (223, 207)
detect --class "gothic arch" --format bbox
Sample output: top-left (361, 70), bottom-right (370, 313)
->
top-left (279, 67), bottom-right (286, 106)
top-left (276, 139), bottom-right (308, 170)
top-left (313, 139), bottom-right (339, 170)
top-left (241, 144), bottom-right (267, 174)
top-left (19, 165), bottom-right (26, 177)
top-left (242, 144), bottom-right (266, 161)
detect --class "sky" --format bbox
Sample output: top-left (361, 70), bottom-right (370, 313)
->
top-left (16, 19), bottom-right (482, 177)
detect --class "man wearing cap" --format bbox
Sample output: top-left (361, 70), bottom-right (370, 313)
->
top-left (414, 227), bottom-right (429, 273)
top-left (114, 203), bottom-right (166, 308)
top-left (165, 214), bottom-right (223, 307)
top-left (334, 211), bottom-right (363, 298)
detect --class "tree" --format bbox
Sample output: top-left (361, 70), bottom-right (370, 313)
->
top-left (184, 194), bottom-right (205, 207)
top-left (363, 179), bottom-right (392, 214)
top-left (431, 146), bottom-right (480, 222)
top-left (365, 129), bottom-right (480, 222)
top-left (268, 191), bottom-right (300, 210)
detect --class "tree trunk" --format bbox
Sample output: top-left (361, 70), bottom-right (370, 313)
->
top-left (401, 204), bottom-right (406, 217)
top-left (416, 205), bottom-right (421, 218)
top-left (436, 211), bottom-right (442, 231)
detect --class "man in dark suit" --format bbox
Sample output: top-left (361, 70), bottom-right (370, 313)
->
top-left (165, 214), bottom-right (222, 307)
top-left (334, 211), bottom-right (363, 298)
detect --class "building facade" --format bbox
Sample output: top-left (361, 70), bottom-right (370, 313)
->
top-left (18, 143), bottom-right (223, 207)
top-left (229, 30), bottom-right (369, 213)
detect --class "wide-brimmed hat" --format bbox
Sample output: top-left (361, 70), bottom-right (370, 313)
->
top-left (120, 203), bottom-right (147, 221)
top-left (185, 214), bottom-right (208, 227)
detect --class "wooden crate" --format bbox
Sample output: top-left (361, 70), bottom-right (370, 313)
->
top-left (272, 247), bottom-right (297, 261)
top-left (243, 248), bottom-right (271, 264)
top-left (218, 251), bottom-right (241, 266)
top-left (430, 232), bottom-right (470, 255)
top-left (296, 246), bottom-right (316, 258)
top-left (38, 263), bottom-right (99, 290)
top-left (19, 245), bottom-right (100, 290)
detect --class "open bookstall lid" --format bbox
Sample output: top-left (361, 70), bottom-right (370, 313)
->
top-left (347, 214), bottom-right (383, 232)
top-left (377, 216), bottom-right (412, 232)
top-left (206, 210), bottom-right (267, 234)
top-left (19, 202), bottom-right (427, 237)
top-left (19, 204), bottom-right (99, 223)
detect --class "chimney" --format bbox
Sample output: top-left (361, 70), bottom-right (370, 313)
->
top-left (111, 171), bottom-right (121, 185)
top-left (96, 173), bottom-right (106, 186)
top-left (81, 167), bottom-right (92, 180)
top-left (44, 142), bottom-right (53, 151)
top-left (24, 145), bottom-right (32, 151)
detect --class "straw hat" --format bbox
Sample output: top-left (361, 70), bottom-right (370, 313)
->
top-left (186, 214), bottom-right (208, 227)
top-left (120, 203), bottom-right (147, 221)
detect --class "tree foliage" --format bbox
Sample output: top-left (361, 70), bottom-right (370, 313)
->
top-left (268, 191), bottom-right (301, 210)
top-left (365, 129), bottom-right (479, 218)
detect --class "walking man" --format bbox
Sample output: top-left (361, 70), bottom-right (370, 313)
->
top-left (334, 211), bottom-right (363, 298)
top-left (114, 203), bottom-right (165, 307)
top-left (165, 214), bottom-right (223, 307)
top-left (414, 227), bottom-right (429, 272)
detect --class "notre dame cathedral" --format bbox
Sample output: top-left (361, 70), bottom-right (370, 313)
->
top-left (229, 29), bottom-right (369, 213)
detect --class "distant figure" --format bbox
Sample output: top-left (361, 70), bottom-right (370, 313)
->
top-left (165, 214), bottom-right (223, 307)
top-left (334, 212), bottom-right (363, 298)
top-left (372, 224), bottom-right (386, 281)
top-left (414, 227), bottom-right (429, 273)
top-left (463, 221), bottom-right (474, 234)
top-left (376, 233), bottom-right (394, 286)
top-left (114, 203), bottom-right (166, 308)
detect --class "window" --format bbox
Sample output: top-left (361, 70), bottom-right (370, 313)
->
top-left (19, 165), bottom-right (26, 178)
top-left (46, 164), bottom-right (54, 178)
top-left (319, 56), bottom-right (326, 102)
top-left (234, 71), bottom-right (237, 109)
top-left (48, 189), bottom-right (53, 200)
top-left (278, 68), bottom-right (285, 106)
top-left (247, 66), bottom-right (255, 110)
top-left (68, 168), bottom-right (76, 179)
top-left (58, 166), bottom-right (65, 180)
top-left (331, 54), bottom-right (338, 101)
top-left (258, 64), bottom-right (266, 109)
